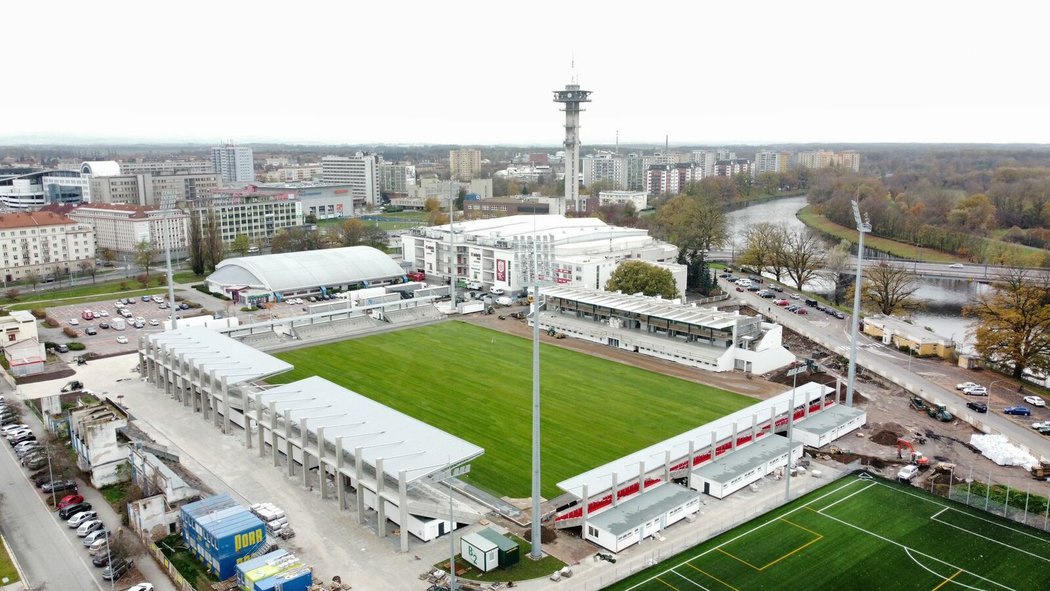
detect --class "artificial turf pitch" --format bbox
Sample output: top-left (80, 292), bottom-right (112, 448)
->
top-left (608, 472), bottom-right (1050, 591)
top-left (270, 321), bottom-right (755, 498)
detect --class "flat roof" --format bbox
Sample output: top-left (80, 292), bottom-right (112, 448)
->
top-left (147, 327), bottom-right (292, 384)
top-left (691, 434), bottom-right (801, 486)
top-left (864, 314), bottom-right (951, 344)
top-left (461, 531), bottom-right (498, 553)
top-left (557, 382), bottom-right (829, 496)
top-left (254, 376), bottom-right (484, 483)
top-left (794, 404), bottom-right (867, 438)
top-left (477, 528), bottom-right (519, 551)
top-left (588, 483), bottom-right (700, 536)
top-left (542, 286), bottom-right (742, 331)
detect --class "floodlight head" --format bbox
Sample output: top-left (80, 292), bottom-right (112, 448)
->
top-left (851, 200), bottom-right (871, 233)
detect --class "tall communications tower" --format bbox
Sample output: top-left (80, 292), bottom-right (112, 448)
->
top-left (553, 82), bottom-right (591, 215)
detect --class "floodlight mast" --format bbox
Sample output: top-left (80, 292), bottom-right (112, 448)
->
top-left (846, 199), bottom-right (871, 408)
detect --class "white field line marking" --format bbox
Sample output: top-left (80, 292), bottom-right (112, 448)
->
top-left (817, 481), bottom-right (876, 513)
top-left (814, 508), bottom-right (1015, 591)
top-left (931, 506), bottom-right (950, 520)
top-left (874, 481), bottom-right (1050, 545)
top-left (620, 476), bottom-right (867, 591)
top-left (672, 570), bottom-right (711, 590)
top-left (904, 548), bottom-right (992, 591)
top-left (930, 512), bottom-right (1050, 563)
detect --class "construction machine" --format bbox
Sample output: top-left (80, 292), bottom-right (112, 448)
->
top-left (926, 404), bottom-right (954, 422)
top-left (896, 438), bottom-right (930, 466)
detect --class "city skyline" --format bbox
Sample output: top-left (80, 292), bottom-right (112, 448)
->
top-left (5, 1), bottom-right (1050, 146)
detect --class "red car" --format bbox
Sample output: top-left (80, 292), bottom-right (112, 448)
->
top-left (794, 308), bottom-right (808, 315)
top-left (56, 494), bottom-right (84, 510)
top-left (774, 299), bottom-right (790, 306)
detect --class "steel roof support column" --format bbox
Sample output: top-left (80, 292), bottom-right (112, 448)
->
top-left (375, 457), bottom-right (386, 537)
top-left (221, 375), bottom-right (230, 433)
top-left (316, 427), bottom-right (326, 497)
top-left (335, 436), bottom-right (346, 510)
top-left (270, 401), bottom-right (280, 467)
top-left (355, 446), bottom-right (365, 523)
top-left (398, 469), bottom-right (409, 553)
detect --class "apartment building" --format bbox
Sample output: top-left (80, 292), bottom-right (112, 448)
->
top-left (89, 172), bottom-right (221, 206)
top-left (211, 144), bottom-right (255, 183)
top-left (194, 186), bottom-right (303, 245)
top-left (714, 159), bottom-right (753, 177)
top-left (646, 163), bottom-right (700, 195)
top-left (795, 150), bottom-right (861, 172)
top-left (0, 211), bottom-right (95, 282)
top-left (754, 151), bottom-right (791, 174)
top-left (449, 148), bottom-right (482, 181)
top-left (379, 162), bottom-right (417, 194)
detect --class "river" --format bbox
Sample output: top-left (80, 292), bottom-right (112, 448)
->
top-left (725, 196), bottom-right (981, 353)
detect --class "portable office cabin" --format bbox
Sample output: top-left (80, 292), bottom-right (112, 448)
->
top-left (236, 549), bottom-right (312, 591)
top-left (255, 568), bottom-right (312, 591)
top-left (181, 494), bottom-right (266, 579)
top-left (476, 528), bottom-right (519, 569)
top-left (460, 531), bottom-right (499, 572)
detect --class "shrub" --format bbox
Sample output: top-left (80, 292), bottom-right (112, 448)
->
top-left (44, 317), bottom-right (60, 328)
top-left (240, 306), bottom-right (257, 312)
top-left (4, 288), bottom-right (19, 301)
top-left (67, 342), bottom-right (86, 351)
top-left (31, 308), bottom-right (47, 319)
top-left (119, 281), bottom-right (129, 291)
top-left (62, 327), bottom-right (79, 338)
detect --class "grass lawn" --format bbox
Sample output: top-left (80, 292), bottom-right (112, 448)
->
top-left (0, 536), bottom-right (20, 585)
top-left (157, 534), bottom-right (219, 591)
top-left (608, 473), bottom-right (1050, 591)
top-left (1, 278), bottom-right (168, 311)
top-left (436, 535), bottom-right (565, 583)
top-left (271, 322), bottom-right (755, 498)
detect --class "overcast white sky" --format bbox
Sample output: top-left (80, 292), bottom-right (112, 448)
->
top-left (4, 1), bottom-right (1049, 146)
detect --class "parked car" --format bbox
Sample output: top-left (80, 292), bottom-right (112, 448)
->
top-left (141, 295), bottom-right (151, 302)
top-left (148, 318), bottom-right (159, 326)
top-left (5, 426), bottom-right (31, 439)
top-left (99, 322), bottom-right (110, 329)
top-left (785, 305), bottom-right (799, 312)
top-left (85, 326), bottom-right (98, 335)
top-left (57, 494), bottom-right (84, 510)
top-left (116, 336), bottom-right (129, 344)
top-left (9, 432), bottom-right (36, 445)
top-left (68, 318), bottom-right (79, 326)
top-left (59, 502), bottom-right (93, 520)
top-left (774, 299), bottom-right (790, 306)
top-left (0, 423), bottom-right (26, 435)
top-left (788, 293), bottom-right (801, 300)
top-left (956, 381), bottom-right (980, 391)
top-left (87, 537), bottom-right (109, 556)
top-left (125, 584), bottom-right (154, 591)
top-left (67, 511), bottom-right (98, 528)
top-left (757, 290), bottom-right (775, 298)
top-left (42, 479), bottom-right (78, 494)
top-left (84, 529), bottom-right (111, 547)
top-left (92, 552), bottom-right (113, 568)
top-left (948, 263), bottom-right (965, 269)
top-left (771, 285), bottom-right (784, 292)
top-left (832, 311), bottom-right (846, 319)
top-left (55, 344), bottom-right (70, 353)
top-left (1004, 406), bottom-right (1032, 416)
top-left (1023, 395), bottom-right (1046, 407)
top-left (897, 464), bottom-right (920, 481)
top-left (966, 401), bottom-right (988, 413)
top-left (804, 299), bottom-right (819, 307)
top-left (1032, 421), bottom-right (1050, 430)
top-left (466, 281), bottom-right (483, 290)
top-left (23, 455), bottom-right (48, 470)
top-left (101, 558), bottom-right (133, 581)
top-left (76, 519), bottom-right (104, 537)
top-left (489, 287), bottom-right (505, 295)
top-left (32, 471), bottom-right (53, 487)
top-left (963, 386), bottom-right (988, 396)
top-left (794, 308), bottom-right (809, 315)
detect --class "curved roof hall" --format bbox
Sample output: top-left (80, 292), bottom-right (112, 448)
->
top-left (207, 246), bottom-right (404, 294)
top-left (80, 161), bottom-right (122, 176)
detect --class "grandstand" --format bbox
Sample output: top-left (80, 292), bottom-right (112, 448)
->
top-left (383, 304), bottom-right (443, 325)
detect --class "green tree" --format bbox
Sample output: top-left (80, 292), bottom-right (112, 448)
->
top-left (331, 218), bottom-right (388, 250)
top-left (232, 234), bottom-right (251, 257)
top-left (856, 261), bottom-right (921, 315)
top-left (204, 210), bottom-right (225, 271)
top-left (135, 240), bottom-right (156, 279)
top-left (965, 267), bottom-right (1050, 378)
top-left (270, 227), bottom-right (327, 253)
top-left (99, 247), bottom-right (117, 267)
top-left (605, 260), bottom-right (679, 299)
top-left (651, 195), bottom-right (728, 292)
top-left (188, 211), bottom-right (205, 276)
top-left (305, 212), bottom-right (317, 225)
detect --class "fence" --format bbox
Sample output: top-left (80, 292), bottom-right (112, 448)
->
top-left (921, 465), bottom-right (1050, 533)
top-left (146, 539), bottom-right (197, 591)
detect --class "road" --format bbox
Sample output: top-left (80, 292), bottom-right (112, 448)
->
top-left (707, 252), bottom-right (1048, 281)
top-left (0, 434), bottom-right (100, 591)
top-left (723, 277), bottom-right (1050, 460)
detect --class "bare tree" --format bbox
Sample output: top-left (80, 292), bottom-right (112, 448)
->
top-left (77, 260), bottom-right (97, 284)
top-left (822, 239), bottom-right (853, 305)
top-left (739, 222), bottom-right (789, 281)
top-left (860, 261), bottom-right (921, 315)
top-left (783, 230), bottom-right (826, 290)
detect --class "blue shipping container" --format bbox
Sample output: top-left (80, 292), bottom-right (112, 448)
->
top-left (179, 494), bottom-right (266, 580)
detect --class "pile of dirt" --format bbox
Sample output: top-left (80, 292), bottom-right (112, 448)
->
top-left (871, 430), bottom-right (902, 446)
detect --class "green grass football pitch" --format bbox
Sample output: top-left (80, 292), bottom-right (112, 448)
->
top-left (608, 473), bottom-right (1050, 591)
top-left (270, 321), bottom-right (755, 498)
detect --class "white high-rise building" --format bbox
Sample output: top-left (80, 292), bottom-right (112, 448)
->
top-left (321, 153), bottom-right (381, 208)
top-left (211, 144), bottom-right (255, 184)
top-left (754, 151), bottom-right (789, 175)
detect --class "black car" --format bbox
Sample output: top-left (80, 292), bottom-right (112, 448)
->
top-left (59, 501), bottom-right (93, 520)
top-left (42, 479), bottom-right (78, 494)
top-left (92, 552), bottom-right (114, 568)
top-left (966, 401), bottom-right (988, 413)
top-left (32, 471), bottom-right (52, 487)
top-left (718, 272), bottom-right (732, 278)
top-left (771, 285), bottom-right (784, 292)
top-left (747, 285), bottom-right (761, 292)
top-left (748, 275), bottom-right (764, 284)
top-left (99, 322), bottom-right (110, 329)
top-left (101, 558), bottom-right (133, 581)
top-left (832, 311), bottom-right (846, 319)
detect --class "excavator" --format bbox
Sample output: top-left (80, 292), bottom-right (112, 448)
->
top-left (897, 438), bottom-right (930, 466)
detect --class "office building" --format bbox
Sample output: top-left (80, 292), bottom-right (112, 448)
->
top-left (89, 171), bottom-right (221, 206)
top-left (68, 203), bottom-right (190, 260)
top-left (195, 186), bottom-right (303, 246)
top-left (120, 160), bottom-right (214, 175)
top-left (379, 162), bottom-right (417, 194)
top-left (598, 190), bottom-right (648, 211)
top-left (212, 144), bottom-right (256, 183)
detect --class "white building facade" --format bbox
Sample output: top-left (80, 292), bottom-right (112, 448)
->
top-left (597, 190), bottom-right (647, 211)
top-left (321, 154), bottom-right (380, 208)
top-left (68, 203), bottom-right (191, 260)
top-left (401, 215), bottom-right (681, 293)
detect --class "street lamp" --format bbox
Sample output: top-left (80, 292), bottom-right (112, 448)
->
top-left (846, 199), bottom-right (871, 408)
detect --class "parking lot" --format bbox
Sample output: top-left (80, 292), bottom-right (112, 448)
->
top-left (49, 294), bottom-right (192, 356)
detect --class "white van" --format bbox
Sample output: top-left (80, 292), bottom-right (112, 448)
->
top-left (735, 279), bottom-right (752, 288)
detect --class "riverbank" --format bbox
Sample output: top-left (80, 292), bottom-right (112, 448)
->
top-left (796, 205), bottom-right (967, 263)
